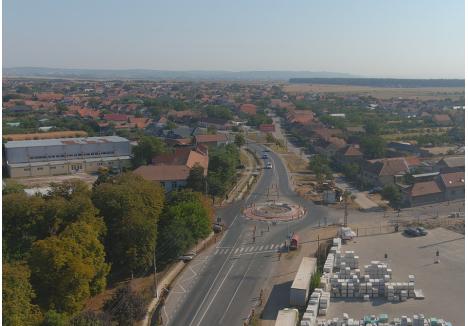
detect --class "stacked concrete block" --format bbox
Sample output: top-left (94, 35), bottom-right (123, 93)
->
top-left (318, 292), bottom-right (330, 316)
top-left (311, 313), bottom-right (452, 326)
top-left (323, 253), bottom-right (335, 273)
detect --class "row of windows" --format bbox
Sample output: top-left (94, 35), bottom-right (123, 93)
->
top-left (29, 151), bottom-right (116, 160)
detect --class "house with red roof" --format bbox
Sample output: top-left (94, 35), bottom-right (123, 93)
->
top-left (240, 104), bottom-right (257, 116)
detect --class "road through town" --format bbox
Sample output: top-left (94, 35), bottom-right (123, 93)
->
top-left (162, 143), bottom-right (338, 326)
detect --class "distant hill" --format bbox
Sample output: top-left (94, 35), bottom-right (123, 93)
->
top-left (3, 67), bottom-right (359, 81)
top-left (289, 78), bottom-right (465, 88)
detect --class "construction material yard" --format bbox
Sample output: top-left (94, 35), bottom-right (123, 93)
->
top-left (326, 228), bottom-right (464, 326)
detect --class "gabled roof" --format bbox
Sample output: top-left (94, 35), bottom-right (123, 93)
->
top-left (438, 156), bottom-right (465, 168)
top-left (133, 165), bottom-right (190, 182)
top-left (440, 172), bottom-right (465, 188)
top-left (411, 181), bottom-right (442, 197)
top-left (104, 113), bottom-right (129, 122)
top-left (343, 144), bottom-right (363, 157)
top-left (152, 148), bottom-right (208, 172)
top-left (367, 158), bottom-right (410, 176)
top-left (240, 104), bottom-right (257, 116)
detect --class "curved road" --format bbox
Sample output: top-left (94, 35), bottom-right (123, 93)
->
top-left (162, 142), bottom-right (337, 326)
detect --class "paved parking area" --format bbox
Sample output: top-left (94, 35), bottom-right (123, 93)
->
top-left (327, 228), bottom-right (464, 325)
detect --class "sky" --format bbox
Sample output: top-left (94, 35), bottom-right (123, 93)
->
top-left (2, 0), bottom-right (465, 78)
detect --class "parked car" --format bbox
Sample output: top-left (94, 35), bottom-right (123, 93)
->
top-left (368, 187), bottom-right (383, 194)
top-left (404, 227), bottom-right (420, 237)
top-left (416, 227), bottom-right (428, 236)
top-left (266, 162), bottom-right (273, 169)
top-left (178, 252), bottom-right (196, 262)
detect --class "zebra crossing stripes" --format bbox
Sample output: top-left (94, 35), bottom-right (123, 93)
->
top-left (213, 243), bottom-right (282, 256)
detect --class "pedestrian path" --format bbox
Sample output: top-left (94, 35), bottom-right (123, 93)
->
top-left (213, 243), bottom-right (282, 256)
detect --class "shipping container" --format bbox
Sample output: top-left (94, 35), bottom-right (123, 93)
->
top-left (290, 257), bottom-right (317, 306)
top-left (274, 308), bottom-right (299, 326)
top-left (290, 234), bottom-right (300, 250)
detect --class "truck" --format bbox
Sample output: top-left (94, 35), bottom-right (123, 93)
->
top-left (289, 234), bottom-right (299, 250)
top-left (290, 257), bottom-right (317, 307)
top-left (274, 308), bottom-right (299, 326)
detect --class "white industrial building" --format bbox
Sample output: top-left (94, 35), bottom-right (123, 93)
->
top-left (4, 136), bottom-right (131, 178)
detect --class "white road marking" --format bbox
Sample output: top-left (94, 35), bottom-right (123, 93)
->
top-left (239, 248), bottom-right (245, 253)
top-left (259, 245), bottom-right (264, 251)
top-left (234, 248), bottom-right (240, 254)
top-left (269, 244), bottom-right (274, 249)
top-left (214, 249), bottom-right (219, 255)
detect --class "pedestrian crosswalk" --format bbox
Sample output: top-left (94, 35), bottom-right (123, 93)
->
top-left (213, 244), bottom-right (282, 256)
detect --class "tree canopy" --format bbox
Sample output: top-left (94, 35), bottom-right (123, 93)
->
top-left (3, 261), bottom-right (42, 326)
top-left (92, 173), bottom-right (164, 277)
top-left (131, 136), bottom-right (166, 168)
top-left (309, 154), bottom-right (333, 182)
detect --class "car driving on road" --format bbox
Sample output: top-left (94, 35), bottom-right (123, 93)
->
top-left (404, 227), bottom-right (428, 237)
top-left (266, 162), bottom-right (273, 169)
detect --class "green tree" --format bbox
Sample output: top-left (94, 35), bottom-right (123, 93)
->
top-left (2, 179), bottom-right (25, 195)
top-left (3, 261), bottom-right (42, 326)
top-left (309, 155), bottom-right (333, 182)
top-left (364, 119), bottom-right (382, 135)
top-left (41, 311), bottom-right (69, 326)
top-left (29, 221), bottom-right (110, 314)
top-left (103, 285), bottom-right (146, 326)
top-left (70, 311), bottom-right (110, 326)
top-left (234, 134), bottom-right (246, 148)
top-left (205, 105), bottom-right (233, 120)
top-left (381, 184), bottom-right (402, 208)
top-left (3, 193), bottom-right (45, 260)
top-left (186, 164), bottom-right (206, 193)
top-left (360, 136), bottom-right (386, 159)
top-left (92, 173), bottom-right (164, 277)
top-left (131, 136), bottom-right (166, 168)
top-left (157, 190), bottom-right (212, 264)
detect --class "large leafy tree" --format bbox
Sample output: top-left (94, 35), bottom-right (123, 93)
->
top-left (157, 190), bottom-right (212, 264)
top-left (360, 136), bottom-right (386, 159)
top-left (3, 261), bottom-right (42, 326)
top-left (308, 154), bottom-right (333, 182)
top-left (92, 173), bottom-right (164, 277)
top-left (131, 136), bottom-right (166, 168)
top-left (29, 221), bottom-right (110, 315)
top-left (381, 184), bottom-right (402, 208)
top-left (186, 164), bottom-right (207, 193)
top-left (207, 144), bottom-right (240, 198)
top-left (234, 134), bottom-right (246, 148)
top-left (3, 193), bottom-right (44, 260)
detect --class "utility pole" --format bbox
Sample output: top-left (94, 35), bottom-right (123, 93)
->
top-left (343, 192), bottom-right (349, 227)
top-left (153, 250), bottom-right (158, 298)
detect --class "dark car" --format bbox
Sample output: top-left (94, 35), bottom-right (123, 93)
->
top-left (404, 227), bottom-right (420, 237)
top-left (416, 227), bottom-right (428, 236)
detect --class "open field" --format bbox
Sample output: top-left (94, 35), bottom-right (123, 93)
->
top-left (282, 84), bottom-right (465, 100)
top-left (327, 228), bottom-right (464, 325)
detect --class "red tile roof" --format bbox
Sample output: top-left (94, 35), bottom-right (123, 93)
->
top-left (343, 144), bottom-right (363, 157)
top-left (259, 124), bottom-right (276, 132)
top-left (133, 165), bottom-right (190, 181)
top-left (411, 181), bottom-right (442, 197)
top-left (367, 158), bottom-right (410, 176)
top-left (240, 104), bottom-right (257, 116)
top-left (104, 113), bottom-right (129, 122)
top-left (440, 172), bottom-right (465, 188)
top-left (129, 117), bottom-right (152, 129)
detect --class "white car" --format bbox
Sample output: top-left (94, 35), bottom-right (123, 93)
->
top-left (178, 252), bottom-right (196, 261)
top-left (266, 162), bottom-right (273, 169)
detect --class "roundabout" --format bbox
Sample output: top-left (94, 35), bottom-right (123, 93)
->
top-left (243, 201), bottom-right (305, 222)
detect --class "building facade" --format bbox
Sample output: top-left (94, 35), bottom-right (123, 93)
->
top-left (4, 136), bottom-right (131, 178)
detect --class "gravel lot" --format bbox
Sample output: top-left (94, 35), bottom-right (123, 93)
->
top-left (327, 228), bottom-right (464, 325)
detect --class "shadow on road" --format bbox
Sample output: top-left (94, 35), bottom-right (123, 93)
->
top-left (261, 281), bottom-right (292, 320)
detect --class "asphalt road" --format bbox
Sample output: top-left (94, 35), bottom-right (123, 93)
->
top-left (163, 143), bottom-right (338, 326)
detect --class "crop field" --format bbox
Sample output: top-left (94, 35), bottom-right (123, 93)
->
top-left (282, 84), bottom-right (465, 100)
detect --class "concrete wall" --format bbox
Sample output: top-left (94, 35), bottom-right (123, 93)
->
top-left (160, 180), bottom-right (187, 192)
top-left (444, 187), bottom-right (464, 201)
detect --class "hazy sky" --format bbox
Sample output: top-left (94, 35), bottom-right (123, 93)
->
top-left (3, 0), bottom-right (465, 78)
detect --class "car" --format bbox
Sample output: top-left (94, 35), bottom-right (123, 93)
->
top-left (266, 162), bottom-right (273, 169)
top-left (416, 227), bottom-right (428, 236)
top-left (178, 252), bottom-right (196, 262)
top-left (404, 227), bottom-right (420, 237)
top-left (368, 187), bottom-right (383, 194)
top-left (262, 153), bottom-right (268, 159)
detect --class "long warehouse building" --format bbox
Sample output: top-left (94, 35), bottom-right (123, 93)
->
top-left (4, 136), bottom-right (131, 178)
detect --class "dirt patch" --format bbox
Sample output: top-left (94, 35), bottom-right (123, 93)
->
top-left (16, 173), bottom-right (98, 188)
top-left (282, 84), bottom-right (465, 100)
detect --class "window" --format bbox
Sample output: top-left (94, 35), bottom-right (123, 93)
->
top-left (172, 182), bottom-right (177, 188)
top-left (24, 168), bottom-right (30, 171)
top-left (37, 167), bottom-right (43, 171)
top-left (452, 190), bottom-right (456, 195)
top-left (50, 167), bottom-right (56, 170)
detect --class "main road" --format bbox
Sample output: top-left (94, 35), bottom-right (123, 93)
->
top-left (163, 142), bottom-right (338, 326)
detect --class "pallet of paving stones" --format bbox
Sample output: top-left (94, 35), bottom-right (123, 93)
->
top-left (311, 313), bottom-right (452, 326)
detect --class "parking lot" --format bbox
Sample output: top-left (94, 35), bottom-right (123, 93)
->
top-left (327, 228), bottom-right (464, 325)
